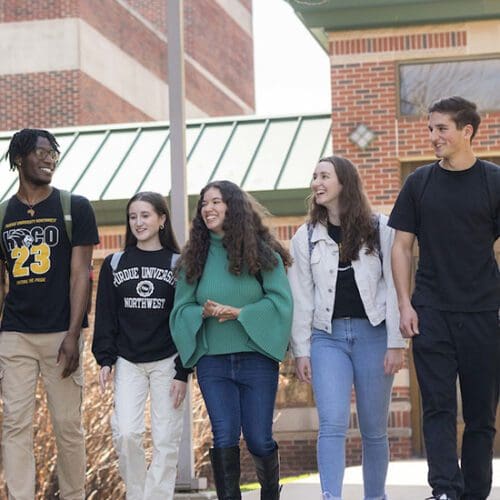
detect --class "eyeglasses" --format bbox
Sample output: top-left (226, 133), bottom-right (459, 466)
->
top-left (34, 147), bottom-right (60, 163)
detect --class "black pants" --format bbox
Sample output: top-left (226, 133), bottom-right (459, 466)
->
top-left (413, 307), bottom-right (500, 500)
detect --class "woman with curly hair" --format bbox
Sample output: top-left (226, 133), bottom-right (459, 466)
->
top-left (170, 180), bottom-right (293, 500)
top-left (288, 156), bottom-right (406, 500)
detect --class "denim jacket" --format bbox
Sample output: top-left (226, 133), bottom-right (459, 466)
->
top-left (288, 214), bottom-right (405, 357)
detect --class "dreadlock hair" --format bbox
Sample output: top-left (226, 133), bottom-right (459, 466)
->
top-left (6, 128), bottom-right (59, 171)
top-left (308, 155), bottom-right (379, 262)
top-left (179, 180), bottom-right (292, 284)
top-left (124, 191), bottom-right (180, 254)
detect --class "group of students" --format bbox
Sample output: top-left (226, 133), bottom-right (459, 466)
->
top-left (0, 94), bottom-right (498, 500)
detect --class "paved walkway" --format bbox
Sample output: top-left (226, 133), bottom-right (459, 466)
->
top-left (241, 459), bottom-right (500, 499)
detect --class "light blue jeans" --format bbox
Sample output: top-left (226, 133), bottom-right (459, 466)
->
top-left (311, 318), bottom-right (393, 500)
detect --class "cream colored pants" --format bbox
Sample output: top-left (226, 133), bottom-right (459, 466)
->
top-left (0, 331), bottom-right (85, 500)
top-left (111, 355), bottom-right (185, 500)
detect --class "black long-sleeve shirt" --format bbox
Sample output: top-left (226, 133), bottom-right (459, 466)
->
top-left (92, 246), bottom-right (191, 381)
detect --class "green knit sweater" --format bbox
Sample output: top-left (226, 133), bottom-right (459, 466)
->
top-left (170, 233), bottom-right (293, 368)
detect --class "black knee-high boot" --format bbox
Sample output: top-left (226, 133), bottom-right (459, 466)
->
top-left (252, 447), bottom-right (281, 500)
top-left (209, 446), bottom-right (242, 500)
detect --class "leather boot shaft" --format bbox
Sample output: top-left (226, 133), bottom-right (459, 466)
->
top-left (252, 447), bottom-right (281, 500)
top-left (209, 446), bottom-right (242, 500)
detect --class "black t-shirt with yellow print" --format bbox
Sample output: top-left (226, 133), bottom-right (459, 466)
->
top-left (1, 187), bottom-right (99, 333)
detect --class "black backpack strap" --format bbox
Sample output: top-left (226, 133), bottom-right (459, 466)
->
top-left (414, 164), bottom-right (434, 234)
top-left (480, 160), bottom-right (499, 223)
top-left (374, 213), bottom-right (383, 265)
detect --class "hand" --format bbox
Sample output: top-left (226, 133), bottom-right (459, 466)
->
top-left (203, 300), bottom-right (240, 322)
top-left (170, 380), bottom-right (187, 409)
top-left (384, 348), bottom-right (404, 375)
top-left (99, 366), bottom-right (112, 393)
top-left (202, 299), bottom-right (219, 318)
top-left (295, 356), bottom-right (312, 384)
top-left (57, 334), bottom-right (80, 378)
top-left (399, 304), bottom-right (419, 338)
top-left (214, 305), bottom-right (241, 322)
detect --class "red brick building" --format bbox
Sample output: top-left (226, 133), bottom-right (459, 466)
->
top-left (284, 0), bottom-right (500, 467)
top-left (0, 0), bottom-right (254, 130)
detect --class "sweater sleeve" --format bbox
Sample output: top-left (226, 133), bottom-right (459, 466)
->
top-left (169, 271), bottom-right (204, 367)
top-left (237, 256), bottom-right (293, 362)
top-left (92, 256), bottom-right (119, 367)
top-left (287, 224), bottom-right (315, 358)
top-left (173, 354), bottom-right (193, 382)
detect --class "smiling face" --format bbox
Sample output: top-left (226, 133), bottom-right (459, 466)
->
top-left (16, 136), bottom-right (58, 187)
top-left (428, 111), bottom-right (473, 162)
top-left (128, 200), bottom-right (166, 250)
top-left (200, 187), bottom-right (227, 235)
top-left (311, 160), bottom-right (343, 210)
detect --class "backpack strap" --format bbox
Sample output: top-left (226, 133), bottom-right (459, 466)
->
top-left (306, 222), bottom-right (315, 256)
top-left (59, 189), bottom-right (72, 243)
top-left (170, 252), bottom-right (180, 269)
top-left (414, 164), bottom-right (434, 234)
top-left (374, 213), bottom-right (383, 265)
top-left (110, 251), bottom-right (124, 272)
top-left (480, 160), bottom-right (499, 224)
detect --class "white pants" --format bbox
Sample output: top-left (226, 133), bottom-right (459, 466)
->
top-left (111, 355), bottom-right (185, 500)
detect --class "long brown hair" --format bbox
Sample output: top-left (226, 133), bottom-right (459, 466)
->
top-left (180, 180), bottom-right (292, 284)
top-left (308, 155), bottom-right (378, 261)
top-left (125, 191), bottom-right (180, 253)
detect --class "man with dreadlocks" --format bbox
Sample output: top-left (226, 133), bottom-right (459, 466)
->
top-left (0, 128), bottom-right (99, 499)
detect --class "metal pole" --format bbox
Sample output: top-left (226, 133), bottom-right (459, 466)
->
top-left (166, 0), bottom-right (206, 492)
top-left (167, 0), bottom-right (188, 245)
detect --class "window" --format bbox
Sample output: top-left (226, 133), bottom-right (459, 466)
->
top-left (399, 58), bottom-right (500, 115)
top-left (401, 155), bottom-right (500, 183)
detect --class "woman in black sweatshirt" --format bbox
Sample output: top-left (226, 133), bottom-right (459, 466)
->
top-left (92, 191), bottom-right (190, 500)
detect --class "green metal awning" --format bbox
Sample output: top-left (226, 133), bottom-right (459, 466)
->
top-left (286, 0), bottom-right (500, 43)
top-left (0, 113), bottom-right (332, 222)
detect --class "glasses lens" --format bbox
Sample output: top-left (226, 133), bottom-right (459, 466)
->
top-left (35, 147), bottom-right (59, 162)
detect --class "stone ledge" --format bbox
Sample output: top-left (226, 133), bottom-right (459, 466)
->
top-left (174, 492), bottom-right (216, 500)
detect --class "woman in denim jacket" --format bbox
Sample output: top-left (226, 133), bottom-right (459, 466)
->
top-left (288, 156), bottom-right (406, 500)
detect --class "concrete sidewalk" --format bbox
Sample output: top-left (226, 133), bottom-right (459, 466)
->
top-left (241, 459), bottom-right (500, 499)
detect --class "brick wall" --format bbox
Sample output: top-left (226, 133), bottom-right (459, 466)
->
top-left (1, 0), bottom-right (77, 20)
top-left (329, 23), bottom-right (500, 206)
top-left (0, 70), bottom-right (79, 130)
top-left (331, 61), bottom-right (402, 205)
top-left (79, 73), bottom-right (151, 125)
top-left (0, 0), bottom-right (254, 129)
top-left (184, 0), bottom-right (254, 108)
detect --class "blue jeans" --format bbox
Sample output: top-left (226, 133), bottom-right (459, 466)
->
top-left (196, 352), bottom-right (279, 457)
top-left (311, 318), bottom-right (393, 500)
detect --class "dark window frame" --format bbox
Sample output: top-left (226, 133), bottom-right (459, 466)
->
top-left (396, 55), bottom-right (500, 118)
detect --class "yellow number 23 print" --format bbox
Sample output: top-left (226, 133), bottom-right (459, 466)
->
top-left (11, 243), bottom-right (51, 278)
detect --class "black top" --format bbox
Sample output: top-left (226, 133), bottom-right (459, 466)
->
top-left (327, 223), bottom-right (368, 319)
top-left (1, 188), bottom-right (99, 332)
top-left (388, 160), bottom-right (500, 311)
top-left (92, 246), bottom-right (190, 382)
